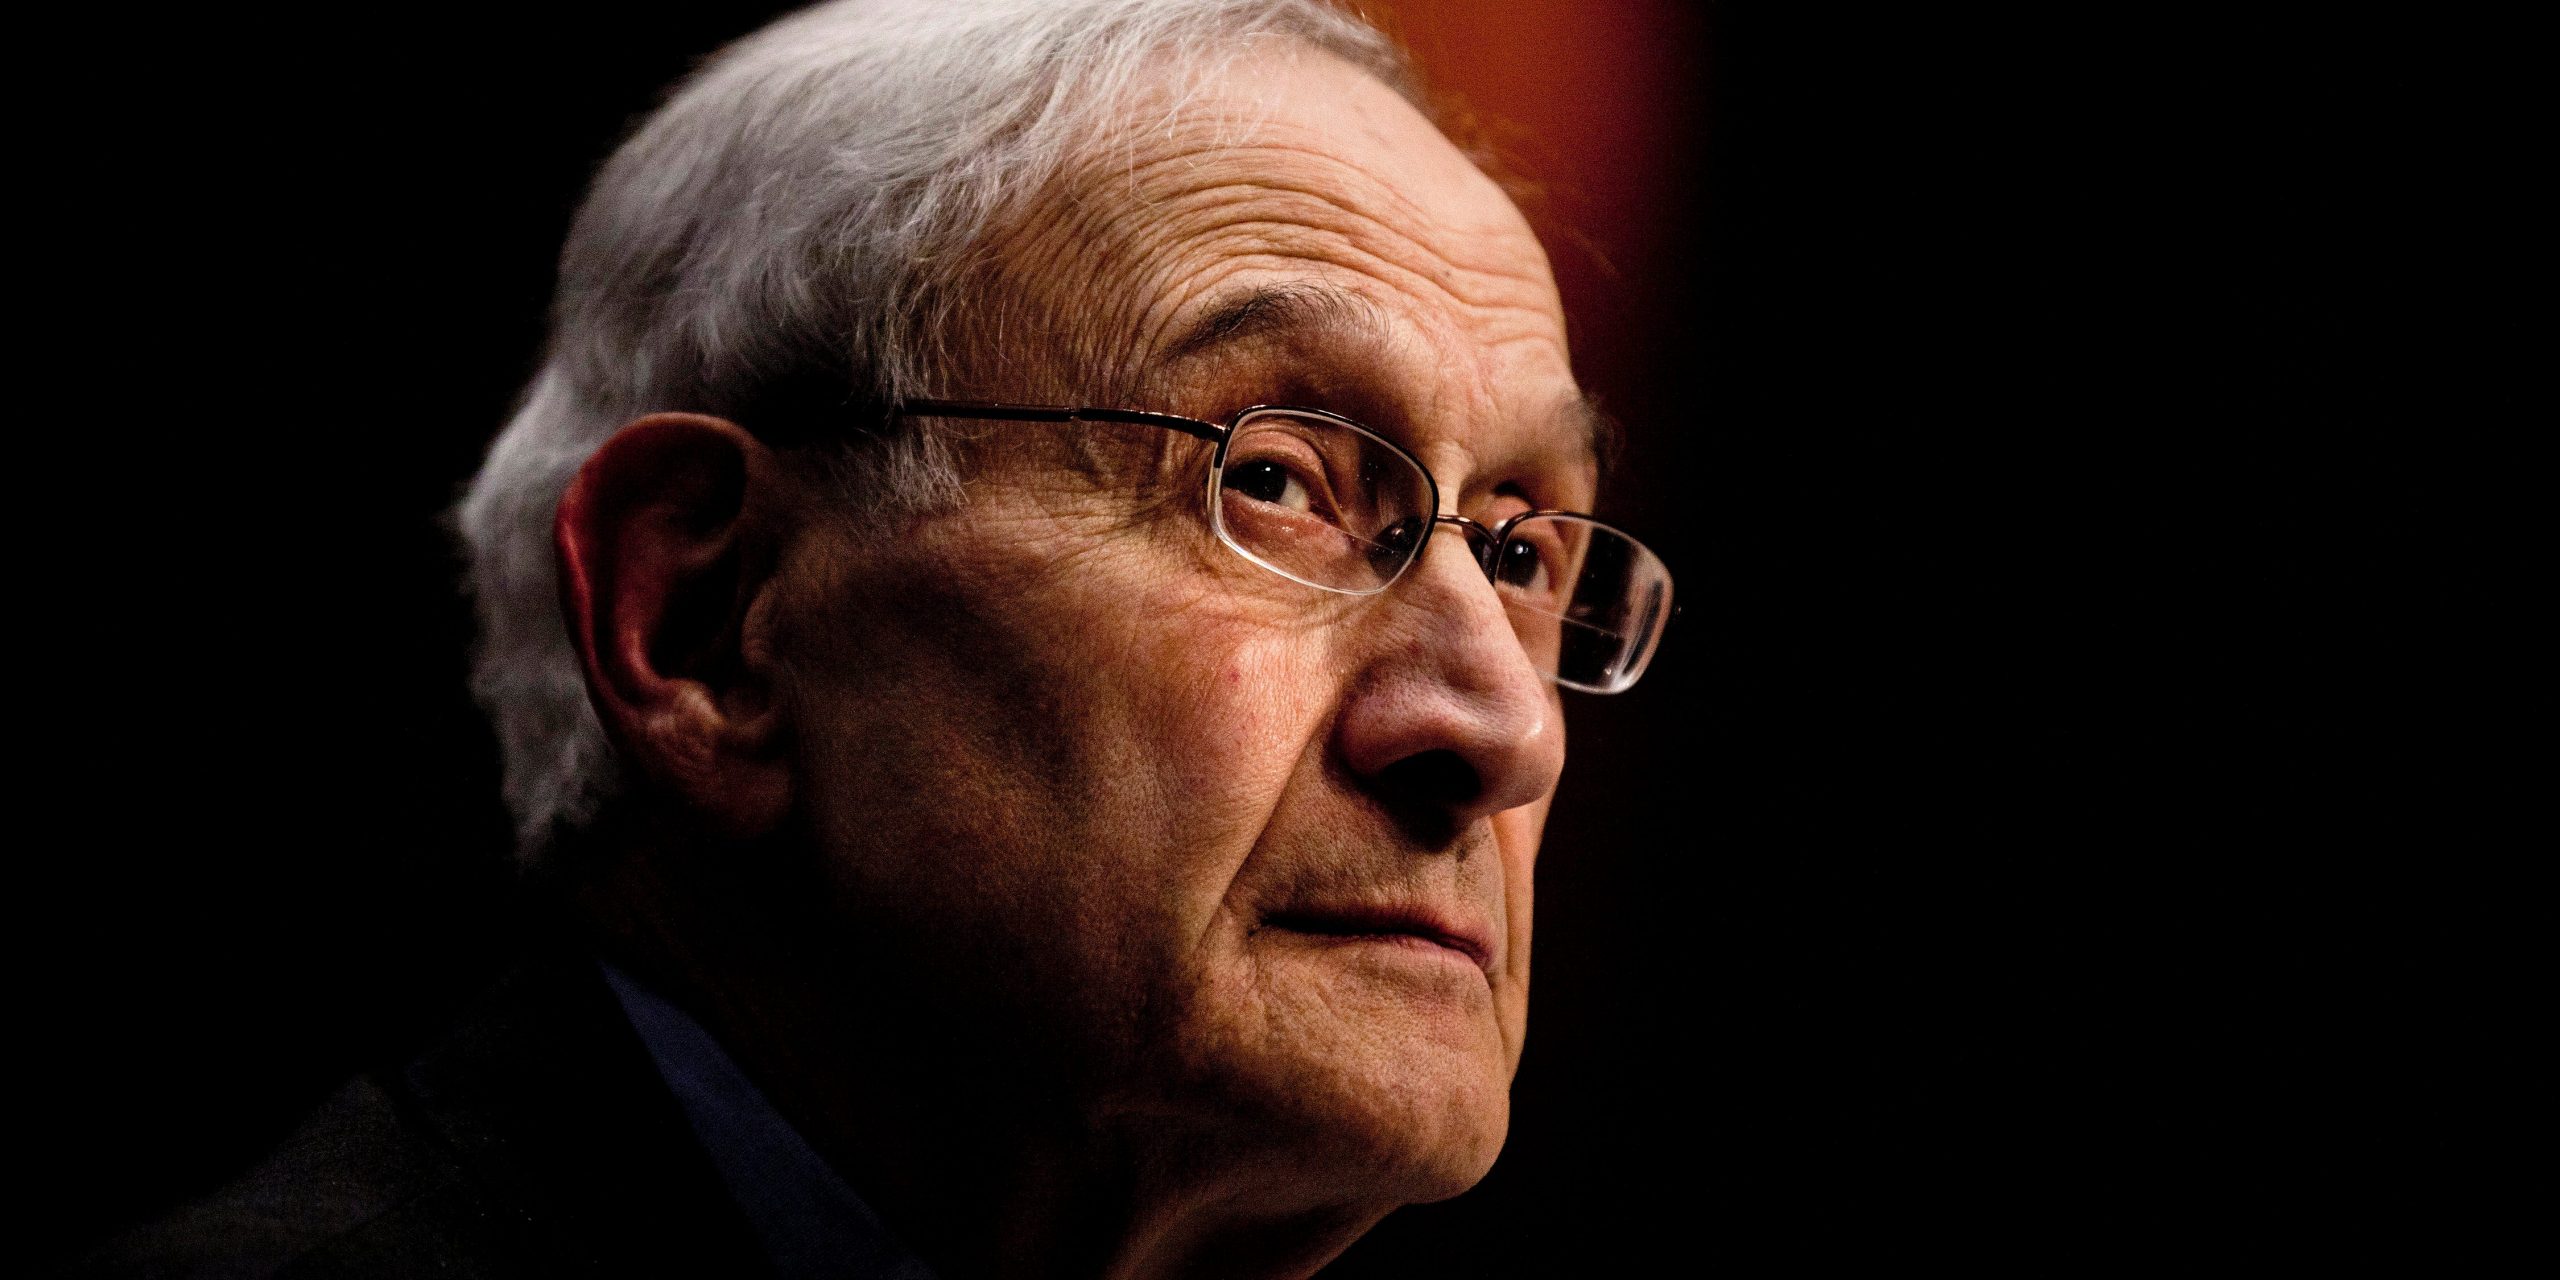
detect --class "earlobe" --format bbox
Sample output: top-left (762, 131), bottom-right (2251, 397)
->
top-left (557, 413), bottom-right (795, 838)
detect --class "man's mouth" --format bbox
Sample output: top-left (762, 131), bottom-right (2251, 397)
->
top-left (1263, 905), bottom-right (1494, 973)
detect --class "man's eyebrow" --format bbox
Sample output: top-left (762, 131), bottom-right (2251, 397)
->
top-left (1564, 391), bottom-right (1623, 487)
top-left (1154, 283), bottom-right (1388, 366)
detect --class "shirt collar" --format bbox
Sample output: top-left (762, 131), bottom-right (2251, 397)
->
top-left (600, 960), bottom-right (939, 1280)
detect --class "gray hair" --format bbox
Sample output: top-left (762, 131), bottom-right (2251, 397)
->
top-left (454, 0), bottom-right (1414, 858)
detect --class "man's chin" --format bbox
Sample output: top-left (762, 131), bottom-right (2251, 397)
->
top-left (1201, 1058), bottom-right (1511, 1208)
top-left (1145, 983), bottom-right (1516, 1206)
top-left (1385, 1084), bottom-right (1513, 1204)
top-left (1334, 1066), bottom-right (1512, 1205)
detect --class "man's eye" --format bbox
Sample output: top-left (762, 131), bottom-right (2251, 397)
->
top-left (1495, 538), bottom-right (1552, 594)
top-left (1225, 459), bottom-right (1319, 514)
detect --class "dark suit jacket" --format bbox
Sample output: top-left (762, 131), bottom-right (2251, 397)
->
top-left (73, 949), bottom-right (773, 1278)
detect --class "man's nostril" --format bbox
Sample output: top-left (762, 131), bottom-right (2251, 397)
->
top-left (1371, 750), bottom-right (1482, 846)
top-left (1379, 749), bottom-right (1481, 807)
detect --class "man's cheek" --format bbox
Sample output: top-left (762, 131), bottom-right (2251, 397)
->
top-left (1202, 631), bottom-right (1335, 781)
top-left (1490, 803), bottom-right (1543, 1030)
top-left (1123, 588), bottom-right (1322, 769)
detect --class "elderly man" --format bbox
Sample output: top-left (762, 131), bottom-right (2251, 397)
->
top-left (89, 1), bottom-right (1670, 1275)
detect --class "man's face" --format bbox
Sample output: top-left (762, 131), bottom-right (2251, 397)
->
top-left (774, 46), bottom-right (1591, 1204)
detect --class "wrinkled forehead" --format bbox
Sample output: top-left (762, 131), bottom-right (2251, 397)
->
top-left (971, 42), bottom-right (1572, 419)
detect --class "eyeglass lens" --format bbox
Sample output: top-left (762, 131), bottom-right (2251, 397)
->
top-left (1211, 410), bottom-right (1430, 593)
top-left (1493, 514), bottom-right (1674, 693)
top-left (1210, 409), bottom-right (1673, 693)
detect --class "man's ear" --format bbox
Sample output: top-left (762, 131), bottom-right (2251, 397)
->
top-left (556, 413), bottom-right (796, 839)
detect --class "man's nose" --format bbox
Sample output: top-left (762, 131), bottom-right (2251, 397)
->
top-left (1332, 525), bottom-right (1567, 837)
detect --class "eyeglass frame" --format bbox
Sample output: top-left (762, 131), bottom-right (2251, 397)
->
top-left (895, 397), bottom-right (1673, 692)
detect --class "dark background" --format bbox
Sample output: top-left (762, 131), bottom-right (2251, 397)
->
top-left (32, 0), bottom-right (2528, 1269)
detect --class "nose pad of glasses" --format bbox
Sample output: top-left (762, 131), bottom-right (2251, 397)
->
top-left (1370, 514), bottom-right (1502, 580)
top-left (1437, 514), bottom-right (1501, 579)
top-left (1371, 516), bottom-right (1427, 571)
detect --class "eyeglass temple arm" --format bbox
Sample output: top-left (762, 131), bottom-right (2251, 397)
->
top-left (897, 399), bottom-right (1227, 443)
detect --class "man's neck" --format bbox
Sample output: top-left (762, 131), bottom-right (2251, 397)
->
top-left (571, 833), bottom-right (1389, 1280)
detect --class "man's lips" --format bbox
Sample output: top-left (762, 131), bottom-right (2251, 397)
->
top-left (1263, 904), bottom-right (1495, 973)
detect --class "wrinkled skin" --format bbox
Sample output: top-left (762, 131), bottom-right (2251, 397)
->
top-left (570, 42), bottom-right (1598, 1280)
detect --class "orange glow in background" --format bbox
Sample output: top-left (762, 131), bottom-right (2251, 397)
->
top-left (1363, 0), bottom-right (1702, 408)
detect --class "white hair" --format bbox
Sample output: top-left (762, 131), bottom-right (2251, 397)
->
top-left (454, 0), bottom-right (1414, 859)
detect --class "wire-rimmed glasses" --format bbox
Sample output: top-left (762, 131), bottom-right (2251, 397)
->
top-left (898, 399), bottom-right (1675, 694)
